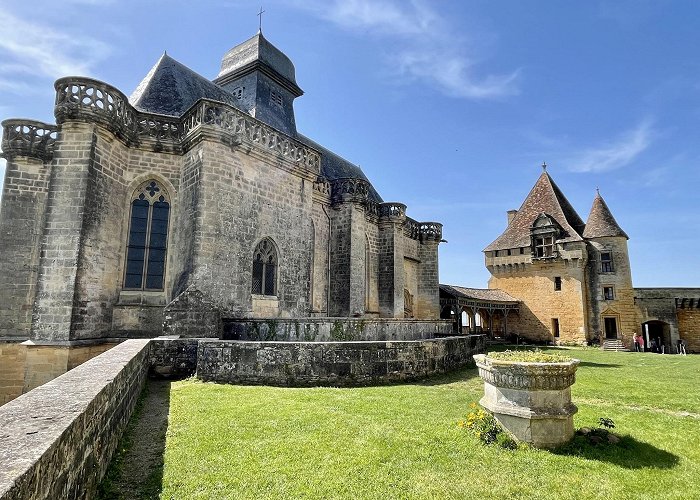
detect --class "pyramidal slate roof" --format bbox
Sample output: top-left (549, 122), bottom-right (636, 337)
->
top-left (582, 193), bottom-right (628, 239)
top-left (440, 284), bottom-right (519, 303)
top-left (215, 32), bottom-right (302, 96)
top-left (297, 134), bottom-right (383, 203)
top-left (484, 172), bottom-right (586, 251)
top-left (129, 53), bottom-right (239, 116)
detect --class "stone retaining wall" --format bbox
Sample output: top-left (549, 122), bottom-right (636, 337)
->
top-left (0, 339), bottom-right (150, 500)
top-left (222, 318), bottom-right (453, 342)
top-left (196, 335), bottom-right (485, 387)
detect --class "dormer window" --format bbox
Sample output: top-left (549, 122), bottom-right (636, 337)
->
top-left (530, 213), bottom-right (560, 260)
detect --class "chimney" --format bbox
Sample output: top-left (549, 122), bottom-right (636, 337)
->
top-left (507, 210), bottom-right (518, 225)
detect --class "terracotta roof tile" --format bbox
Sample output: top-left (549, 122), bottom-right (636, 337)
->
top-left (440, 284), bottom-right (519, 303)
top-left (484, 172), bottom-right (585, 251)
top-left (582, 193), bottom-right (628, 239)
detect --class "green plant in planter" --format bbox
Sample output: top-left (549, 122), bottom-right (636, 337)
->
top-left (486, 348), bottom-right (572, 363)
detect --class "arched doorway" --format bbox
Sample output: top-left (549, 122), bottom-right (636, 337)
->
top-left (641, 320), bottom-right (671, 353)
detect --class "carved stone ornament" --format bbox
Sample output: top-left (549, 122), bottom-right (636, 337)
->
top-left (1, 119), bottom-right (57, 161)
top-left (473, 353), bottom-right (580, 448)
top-left (330, 178), bottom-right (370, 204)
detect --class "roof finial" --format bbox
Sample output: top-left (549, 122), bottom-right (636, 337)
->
top-left (596, 186), bottom-right (600, 196)
top-left (541, 161), bottom-right (547, 172)
top-left (258, 6), bottom-right (265, 33)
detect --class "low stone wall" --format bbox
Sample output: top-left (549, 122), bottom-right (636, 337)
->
top-left (149, 337), bottom-right (200, 378)
top-left (196, 335), bottom-right (486, 387)
top-left (0, 339), bottom-right (150, 500)
top-left (222, 318), bottom-right (453, 342)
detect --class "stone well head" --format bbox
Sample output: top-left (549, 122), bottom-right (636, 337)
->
top-left (473, 353), bottom-right (580, 448)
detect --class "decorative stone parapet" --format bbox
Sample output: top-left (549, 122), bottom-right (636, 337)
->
top-left (419, 222), bottom-right (443, 242)
top-left (53, 77), bottom-right (320, 171)
top-left (1, 119), bottom-right (58, 161)
top-left (330, 177), bottom-right (370, 204)
top-left (404, 217), bottom-right (420, 240)
top-left (474, 354), bottom-right (580, 448)
top-left (378, 202), bottom-right (407, 220)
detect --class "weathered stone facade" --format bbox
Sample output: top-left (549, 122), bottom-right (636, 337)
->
top-left (0, 33), bottom-right (444, 400)
top-left (483, 171), bottom-right (700, 349)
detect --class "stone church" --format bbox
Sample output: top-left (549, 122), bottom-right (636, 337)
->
top-left (480, 167), bottom-right (700, 352)
top-left (0, 32), bottom-right (445, 400)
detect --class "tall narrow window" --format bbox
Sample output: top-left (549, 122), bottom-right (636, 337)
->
top-left (600, 252), bottom-right (614, 273)
top-left (124, 180), bottom-right (170, 290)
top-left (554, 276), bottom-right (562, 291)
top-left (552, 318), bottom-right (560, 338)
top-left (252, 238), bottom-right (278, 296)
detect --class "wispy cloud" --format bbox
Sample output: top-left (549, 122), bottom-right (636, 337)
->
top-left (567, 119), bottom-right (655, 173)
top-left (288, 0), bottom-right (519, 99)
top-left (0, 7), bottom-right (111, 89)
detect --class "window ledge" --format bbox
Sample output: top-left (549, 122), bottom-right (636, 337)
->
top-left (252, 294), bottom-right (278, 301)
top-left (117, 290), bottom-right (167, 306)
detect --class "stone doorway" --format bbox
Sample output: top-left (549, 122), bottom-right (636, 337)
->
top-left (642, 320), bottom-right (670, 353)
top-left (604, 317), bottom-right (618, 339)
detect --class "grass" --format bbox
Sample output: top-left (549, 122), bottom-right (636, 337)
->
top-left (111, 348), bottom-right (700, 499)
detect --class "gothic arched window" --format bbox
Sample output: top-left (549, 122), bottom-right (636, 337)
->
top-left (252, 238), bottom-right (277, 296)
top-left (124, 180), bottom-right (170, 291)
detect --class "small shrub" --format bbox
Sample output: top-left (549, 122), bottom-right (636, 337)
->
top-left (487, 348), bottom-right (572, 363)
top-left (459, 403), bottom-right (517, 449)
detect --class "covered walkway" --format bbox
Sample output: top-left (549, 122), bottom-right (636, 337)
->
top-left (439, 284), bottom-right (520, 339)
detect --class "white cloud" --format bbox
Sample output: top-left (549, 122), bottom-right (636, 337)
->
top-left (0, 8), bottom-right (111, 81)
top-left (289, 0), bottom-right (518, 100)
top-left (567, 119), bottom-right (655, 173)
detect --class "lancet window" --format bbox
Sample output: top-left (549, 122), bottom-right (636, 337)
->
top-left (124, 180), bottom-right (170, 291)
top-left (252, 238), bottom-right (278, 296)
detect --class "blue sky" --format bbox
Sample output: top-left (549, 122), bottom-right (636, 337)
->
top-left (1, 0), bottom-right (698, 287)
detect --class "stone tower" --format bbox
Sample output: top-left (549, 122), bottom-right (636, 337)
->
top-left (582, 192), bottom-right (636, 343)
top-left (484, 171), bottom-right (590, 343)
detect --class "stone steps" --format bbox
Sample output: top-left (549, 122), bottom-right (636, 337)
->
top-left (602, 339), bottom-right (628, 352)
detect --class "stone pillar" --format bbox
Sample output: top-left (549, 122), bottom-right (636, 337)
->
top-left (0, 119), bottom-right (56, 340)
top-left (377, 203), bottom-right (406, 318)
top-left (328, 179), bottom-right (368, 317)
top-left (30, 122), bottom-right (96, 342)
top-left (416, 223), bottom-right (442, 319)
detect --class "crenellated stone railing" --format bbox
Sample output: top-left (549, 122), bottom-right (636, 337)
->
top-left (1, 119), bottom-right (58, 161)
top-left (331, 177), bottom-right (370, 204)
top-left (404, 217), bottom-right (420, 240)
top-left (53, 77), bottom-right (320, 171)
top-left (419, 222), bottom-right (443, 242)
top-left (378, 202), bottom-right (407, 219)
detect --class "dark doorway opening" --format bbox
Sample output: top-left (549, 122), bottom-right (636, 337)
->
top-left (642, 320), bottom-right (670, 353)
top-left (604, 317), bottom-right (618, 339)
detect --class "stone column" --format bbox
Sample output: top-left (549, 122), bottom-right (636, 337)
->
top-left (377, 203), bottom-right (406, 318)
top-left (416, 223), bottom-right (442, 319)
top-left (328, 179), bottom-right (368, 317)
top-left (31, 122), bottom-right (96, 342)
top-left (0, 120), bottom-right (56, 340)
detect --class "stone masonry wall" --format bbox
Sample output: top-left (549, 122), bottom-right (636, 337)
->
top-left (0, 343), bottom-right (26, 405)
top-left (678, 308), bottom-right (700, 353)
top-left (196, 335), bottom-right (486, 387)
top-left (223, 318), bottom-right (453, 342)
top-left (0, 156), bottom-right (51, 340)
top-left (311, 202), bottom-right (330, 314)
top-left (0, 339), bottom-right (150, 500)
top-left (489, 260), bottom-right (587, 343)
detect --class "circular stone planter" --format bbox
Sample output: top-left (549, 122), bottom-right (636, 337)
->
top-left (473, 353), bottom-right (580, 448)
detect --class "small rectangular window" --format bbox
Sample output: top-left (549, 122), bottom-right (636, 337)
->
top-left (603, 286), bottom-right (614, 300)
top-left (507, 249), bottom-right (512, 256)
top-left (554, 276), bottom-right (562, 291)
top-left (520, 247), bottom-right (525, 255)
top-left (552, 318), bottom-right (560, 338)
top-left (601, 252), bottom-right (614, 273)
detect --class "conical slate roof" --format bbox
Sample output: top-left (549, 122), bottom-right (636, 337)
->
top-left (130, 53), bottom-right (239, 116)
top-left (484, 172), bottom-right (586, 251)
top-left (582, 193), bottom-right (628, 239)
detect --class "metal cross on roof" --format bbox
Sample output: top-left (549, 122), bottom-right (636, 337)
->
top-left (258, 6), bottom-right (265, 32)
top-left (541, 161), bottom-right (547, 172)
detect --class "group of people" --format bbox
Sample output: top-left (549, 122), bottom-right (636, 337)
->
top-left (633, 333), bottom-right (688, 355)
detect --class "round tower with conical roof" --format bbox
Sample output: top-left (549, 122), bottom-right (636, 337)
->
top-left (582, 192), bottom-right (637, 348)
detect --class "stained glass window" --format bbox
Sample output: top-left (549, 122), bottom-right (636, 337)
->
top-left (124, 180), bottom-right (170, 291)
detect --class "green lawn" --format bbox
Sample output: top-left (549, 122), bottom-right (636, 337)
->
top-left (119, 348), bottom-right (700, 499)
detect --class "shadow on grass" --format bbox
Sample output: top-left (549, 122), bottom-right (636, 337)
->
top-left (577, 361), bottom-right (623, 368)
top-left (413, 366), bottom-right (480, 386)
top-left (552, 434), bottom-right (680, 469)
top-left (98, 378), bottom-right (171, 499)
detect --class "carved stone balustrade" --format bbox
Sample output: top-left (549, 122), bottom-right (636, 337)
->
top-left (1, 119), bottom-right (58, 161)
top-left (52, 77), bottom-right (320, 171)
top-left (419, 222), bottom-right (443, 242)
top-left (331, 178), bottom-right (370, 205)
top-left (378, 202), bottom-right (407, 221)
top-left (312, 176), bottom-right (331, 197)
top-left (404, 217), bottom-right (420, 240)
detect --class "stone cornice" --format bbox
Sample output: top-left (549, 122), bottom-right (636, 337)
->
top-left (52, 77), bottom-right (320, 175)
top-left (474, 354), bottom-right (580, 390)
